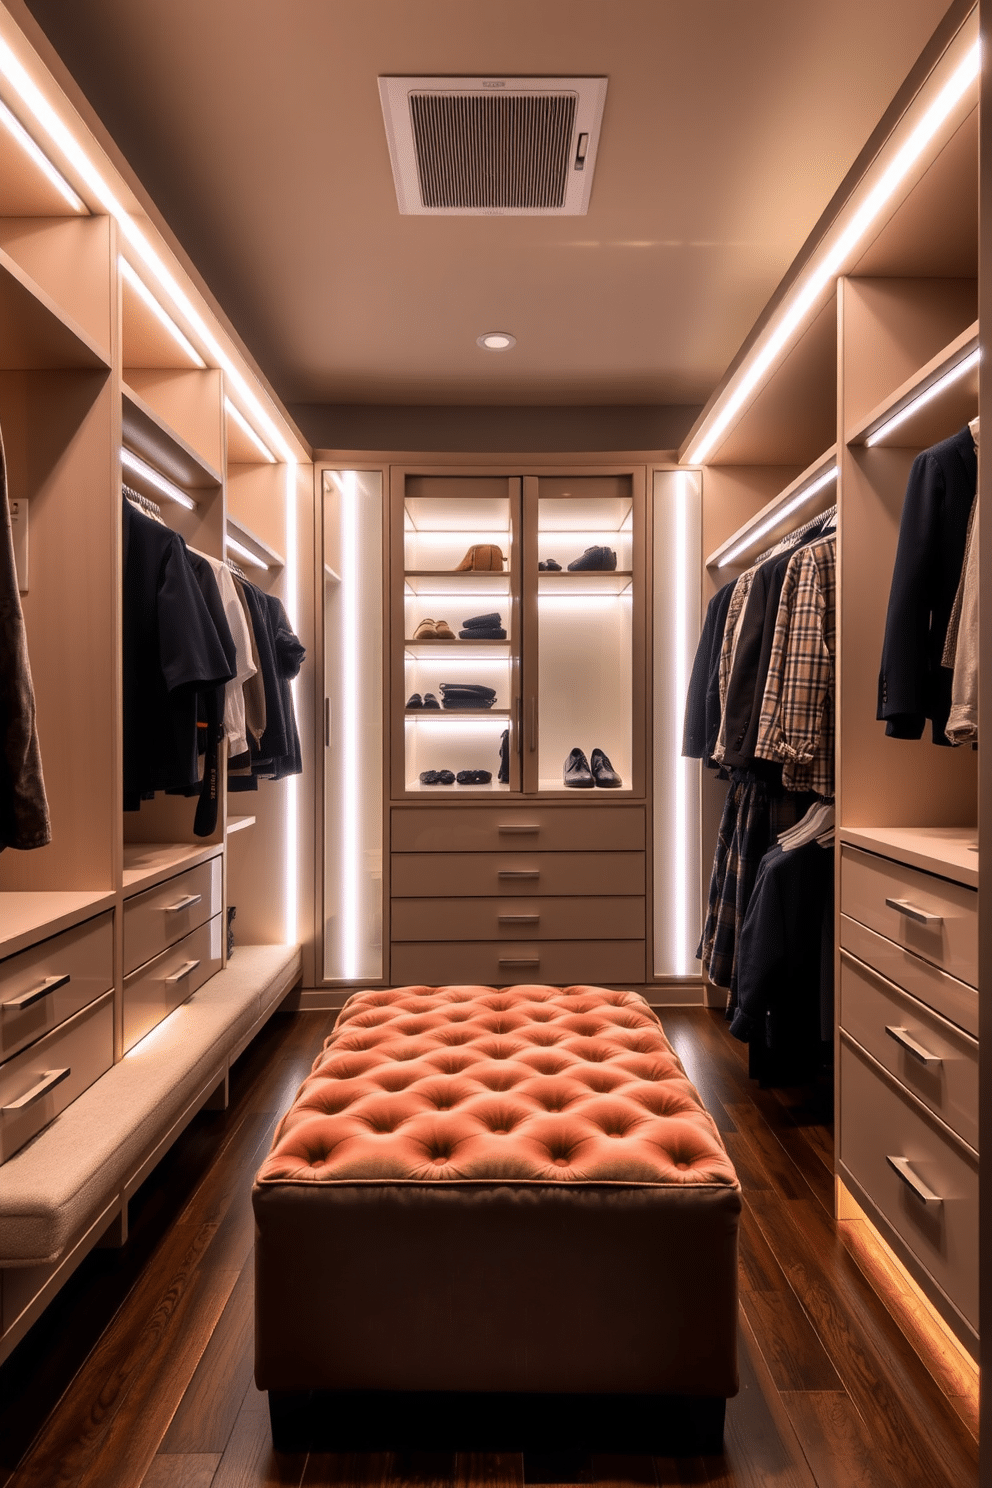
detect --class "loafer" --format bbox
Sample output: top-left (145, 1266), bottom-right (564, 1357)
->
top-left (406, 693), bottom-right (423, 709)
top-left (590, 747), bottom-right (622, 788)
top-left (456, 769), bottom-right (492, 785)
top-left (434, 620), bottom-right (455, 639)
top-left (563, 747), bottom-right (594, 787)
top-left (413, 618), bottom-right (438, 639)
top-left (423, 692), bottom-right (440, 708)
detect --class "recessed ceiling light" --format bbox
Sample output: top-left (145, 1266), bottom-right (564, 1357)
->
top-left (477, 332), bottom-right (516, 350)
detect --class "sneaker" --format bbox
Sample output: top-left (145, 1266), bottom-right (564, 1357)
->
top-left (563, 747), bottom-right (594, 787)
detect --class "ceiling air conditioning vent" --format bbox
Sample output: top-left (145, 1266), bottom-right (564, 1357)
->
top-left (378, 76), bottom-right (608, 216)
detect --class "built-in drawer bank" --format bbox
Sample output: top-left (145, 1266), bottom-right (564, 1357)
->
top-left (0, 911), bottom-right (113, 1065)
top-left (390, 896), bottom-right (645, 942)
top-left (839, 915), bottom-right (976, 1038)
top-left (122, 913), bottom-right (223, 1054)
top-left (0, 991), bottom-right (114, 1163)
top-left (839, 846), bottom-right (976, 989)
top-left (123, 855), bottom-right (222, 977)
top-left (839, 1035), bottom-right (977, 1332)
top-left (391, 852), bottom-right (644, 898)
top-left (390, 939), bottom-right (645, 987)
top-left (391, 805), bottom-right (645, 854)
top-left (840, 949), bottom-right (977, 1152)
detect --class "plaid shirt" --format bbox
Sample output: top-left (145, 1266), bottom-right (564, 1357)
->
top-left (712, 567), bottom-right (757, 764)
top-left (754, 536), bottom-right (836, 797)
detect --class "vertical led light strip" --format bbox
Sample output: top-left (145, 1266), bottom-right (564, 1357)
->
top-left (338, 471), bottom-right (361, 979)
top-left (283, 461), bottom-right (300, 946)
top-left (671, 473), bottom-right (693, 975)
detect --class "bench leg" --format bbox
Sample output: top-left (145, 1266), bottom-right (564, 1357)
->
top-left (268, 1390), bottom-right (314, 1451)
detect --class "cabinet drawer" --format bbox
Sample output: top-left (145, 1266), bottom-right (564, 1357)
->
top-left (391, 896), bottom-right (645, 942)
top-left (840, 847), bottom-right (976, 989)
top-left (123, 856), bottom-right (222, 976)
top-left (391, 852), bottom-right (644, 898)
top-left (390, 939), bottom-right (645, 987)
top-left (391, 806), bottom-right (645, 854)
top-left (0, 911), bottom-right (113, 1064)
top-left (840, 914), bottom-right (977, 1038)
top-left (840, 951), bottom-right (978, 1152)
top-left (122, 914), bottom-right (223, 1054)
top-left (0, 991), bottom-right (113, 1163)
top-left (839, 1039), bottom-right (978, 1330)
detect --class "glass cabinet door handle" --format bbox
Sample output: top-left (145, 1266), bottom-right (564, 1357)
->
top-left (2, 1066), bottom-right (71, 1112)
top-left (886, 1154), bottom-right (943, 1206)
top-left (165, 959), bottom-right (201, 985)
top-left (528, 698), bottom-right (537, 752)
top-left (884, 1024), bottom-right (942, 1067)
top-left (165, 893), bottom-right (202, 914)
top-left (3, 973), bottom-right (70, 1011)
top-left (884, 897), bottom-right (942, 927)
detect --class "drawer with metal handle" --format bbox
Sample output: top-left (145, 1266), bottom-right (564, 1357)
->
top-left (839, 846), bottom-right (976, 988)
top-left (390, 851), bottom-right (645, 898)
top-left (123, 855), bottom-right (222, 976)
top-left (122, 913), bottom-right (223, 1054)
top-left (390, 896), bottom-right (645, 942)
top-left (839, 949), bottom-right (978, 1151)
top-left (0, 911), bottom-right (113, 1064)
top-left (0, 991), bottom-right (113, 1163)
top-left (390, 938), bottom-right (645, 987)
top-left (839, 1036), bottom-right (978, 1332)
top-left (391, 805), bottom-right (645, 854)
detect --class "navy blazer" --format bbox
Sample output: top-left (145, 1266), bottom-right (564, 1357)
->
top-left (877, 425), bottom-right (976, 744)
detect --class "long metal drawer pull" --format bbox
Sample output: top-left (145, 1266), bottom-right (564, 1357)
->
top-left (884, 897), bottom-right (943, 927)
top-left (497, 871), bottom-right (539, 879)
top-left (3, 973), bottom-right (70, 1011)
top-left (499, 957), bottom-right (541, 966)
top-left (497, 825), bottom-right (540, 834)
top-left (165, 893), bottom-right (203, 914)
top-left (165, 959), bottom-right (201, 985)
top-left (498, 915), bottom-right (540, 924)
top-left (886, 1154), bottom-right (943, 1206)
top-left (885, 1024), bottom-right (942, 1068)
top-left (2, 1066), bottom-right (71, 1112)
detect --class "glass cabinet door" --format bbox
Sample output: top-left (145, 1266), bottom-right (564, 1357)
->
top-left (525, 474), bottom-right (638, 794)
top-left (398, 475), bottom-right (520, 793)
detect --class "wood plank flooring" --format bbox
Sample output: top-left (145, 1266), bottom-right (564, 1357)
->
top-left (0, 1007), bottom-right (979, 1488)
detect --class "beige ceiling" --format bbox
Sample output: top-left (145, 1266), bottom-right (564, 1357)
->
top-left (23, 0), bottom-right (954, 414)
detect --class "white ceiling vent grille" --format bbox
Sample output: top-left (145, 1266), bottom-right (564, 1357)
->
top-left (379, 77), bottom-right (608, 216)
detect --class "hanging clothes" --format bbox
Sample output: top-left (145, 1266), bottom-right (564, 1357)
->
top-left (877, 424), bottom-right (976, 744)
top-left (0, 425), bottom-right (50, 851)
top-left (227, 579), bottom-right (305, 791)
top-left (943, 415), bottom-right (979, 746)
top-left (682, 579), bottom-right (735, 763)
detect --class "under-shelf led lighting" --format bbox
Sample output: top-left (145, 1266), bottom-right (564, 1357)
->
top-left (686, 40), bottom-right (980, 464)
top-left (225, 534), bottom-right (268, 571)
top-left (716, 465), bottom-right (837, 569)
top-left (121, 447), bottom-right (197, 510)
top-left (865, 348), bottom-right (980, 446)
top-left (225, 397), bottom-right (276, 462)
top-left (120, 258), bottom-right (206, 368)
top-left (0, 95), bottom-right (84, 211)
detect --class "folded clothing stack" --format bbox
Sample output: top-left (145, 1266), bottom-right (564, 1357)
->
top-left (439, 682), bottom-right (497, 710)
top-left (459, 611), bottom-right (506, 640)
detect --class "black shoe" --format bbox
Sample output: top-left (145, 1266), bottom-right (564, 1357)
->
top-left (437, 769), bottom-right (455, 784)
top-left (423, 692), bottom-right (440, 708)
top-left (419, 769), bottom-right (440, 784)
top-left (538, 558), bottom-right (562, 571)
top-left (406, 693), bottom-right (423, 709)
top-left (590, 747), bottom-right (622, 787)
top-left (563, 747), bottom-right (594, 787)
top-left (456, 769), bottom-right (492, 785)
top-left (498, 727), bottom-right (509, 784)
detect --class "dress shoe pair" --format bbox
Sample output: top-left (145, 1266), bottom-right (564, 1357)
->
top-left (563, 746), bottom-right (622, 788)
top-left (418, 768), bottom-right (492, 786)
top-left (567, 546), bottom-right (617, 572)
top-left (420, 769), bottom-right (455, 785)
top-left (538, 558), bottom-right (562, 571)
top-left (406, 692), bottom-right (439, 710)
top-left (413, 618), bottom-right (455, 640)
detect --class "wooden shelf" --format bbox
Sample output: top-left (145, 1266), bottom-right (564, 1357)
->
top-left (122, 382), bottom-right (222, 491)
top-left (0, 890), bottom-right (117, 961)
top-left (226, 815), bottom-right (256, 835)
top-left (705, 447), bottom-right (837, 571)
top-left (405, 638), bottom-right (510, 656)
top-left (839, 826), bottom-right (978, 889)
top-left (0, 245), bottom-right (110, 371)
top-left (122, 842), bottom-right (223, 897)
top-left (121, 268), bottom-right (204, 371)
top-left (847, 323), bottom-right (979, 448)
top-left (537, 570), bottom-right (634, 594)
top-left (405, 709), bottom-right (510, 718)
top-left (226, 513), bottom-right (284, 570)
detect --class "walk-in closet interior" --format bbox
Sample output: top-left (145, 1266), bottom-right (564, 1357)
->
top-left (0, 1), bottom-right (990, 1485)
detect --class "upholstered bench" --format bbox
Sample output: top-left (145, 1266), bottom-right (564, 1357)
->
top-left (253, 983), bottom-right (741, 1451)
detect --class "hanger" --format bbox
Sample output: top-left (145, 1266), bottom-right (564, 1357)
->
top-left (123, 483), bottom-right (166, 524)
top-left (754, 503), bottom-right (837, 566)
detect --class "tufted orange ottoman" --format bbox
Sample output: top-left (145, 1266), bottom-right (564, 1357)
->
top-left (253, 984), bottom-right (741, 1451)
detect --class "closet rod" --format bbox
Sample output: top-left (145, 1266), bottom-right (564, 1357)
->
top-left (865, 346), bottom-right (979, 448)
top-left (121, 447), bottom-right (197, 511)
top-left (122, 483), bottom-right (163, 521)
top-left (710, 461), bottom-right (837, 570)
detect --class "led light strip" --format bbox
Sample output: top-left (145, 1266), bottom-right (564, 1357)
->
top-left (672, 472), bottom-right (693, 976)
top-left (121, 447), bottom-right (197, 510)
top-left (120, 258), bottom-right (205, 367)
top-left (716, 466), bottom-right (837, 569)
top-left (225, 534), bottom-right (268, 570)
top-left (0, 94), bottom-right (84, 210)
top-left (338, 471), bottom-right (360, 978)
top-left (225, 397), bottom-right (275, 463)
top-left (686, 40), bottom-right (980, 464)
top-left (865, 347), bottom-right (980, 446)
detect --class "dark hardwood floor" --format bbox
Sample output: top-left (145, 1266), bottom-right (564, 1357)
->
top-left (0, 1006), bottom-right (979, 1488)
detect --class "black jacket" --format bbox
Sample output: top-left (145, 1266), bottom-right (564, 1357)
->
top-left (877, 425), bottom-right (976, 744)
